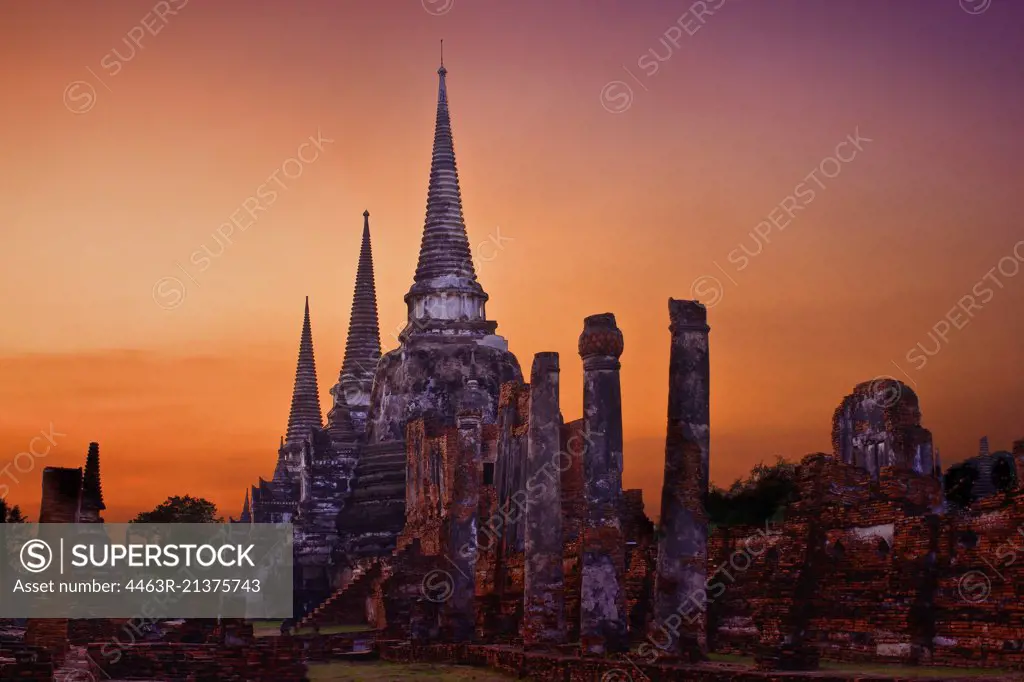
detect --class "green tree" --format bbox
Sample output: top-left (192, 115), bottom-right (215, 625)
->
top-left (131, 495), bottom-right (223, 523)
top-left (0, 499), bottom-right (28, 523)
top-left (708, 456), bottom-right (797, 527)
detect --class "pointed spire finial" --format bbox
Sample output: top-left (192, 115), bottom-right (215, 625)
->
top-left (406, 49), bottom-right (488, 322)
top-left (440, 39), bottom-right (444, 70)
top-left (330, 211), bottom-right (382, 439)
top-left (284, 297), bottom-right (323, 445)
top-left (82, 441), bottom-right (105, 511)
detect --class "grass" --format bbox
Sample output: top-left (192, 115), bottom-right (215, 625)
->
top-left (818, 661), bottom-right (1018, 679)
top-left (250, 619), bottom-right (282, 638)
top-left (298, 624), bottom-right (375, 636)
top-left (308, 661), bottom-right (514, 681)
top-left (310, 653), bottom-right (1020, 681)
top-left (707, 653), bottom-right (1017, 678)
top-left (273, 639), bottom-right (1019, 680)
top-left (249, 620), bottom-right (375, 638)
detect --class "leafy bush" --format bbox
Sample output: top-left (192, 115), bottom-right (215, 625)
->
top-left (944, 463), bottom-right (977, 510)
top-left (707, 456), bottom-right (797, 527)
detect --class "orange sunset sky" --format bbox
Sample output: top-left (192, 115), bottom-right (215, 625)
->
top-left (1, 1), bottom-right (1022, 522)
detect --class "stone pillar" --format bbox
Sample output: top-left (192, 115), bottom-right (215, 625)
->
top-left (560, 419), bottom-right (587, 644)
top-left (522, 352), bottom-right (565, 648)
top-left (443, 398), bottom-right (484, 641)
top-left (653, 299), bottom-right (710, 659)
top-left (494, 382), bottom-right (530, 576)
top-left (1014, 439), bottom-right (1024, 490)
top-left (578, 313), bottom-right (628, 654)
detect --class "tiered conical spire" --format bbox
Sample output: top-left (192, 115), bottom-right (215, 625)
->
top-left (82, 441), bottom-right (104, 510)
top-left (285, 297), bottom-right (323, 445)
top-left (407, 57), bottom-right (486, 298)
top-left (328, 211), bottom-right (381, 441)
top-left (339, 211), bottom-right (382, 401)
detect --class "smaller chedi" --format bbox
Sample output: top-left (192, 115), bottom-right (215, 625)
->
top-left (948, 435), bottom-right (1018, 501)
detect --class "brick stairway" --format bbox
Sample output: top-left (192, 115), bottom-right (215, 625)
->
top-left (297, 539), bottom-right (435, 630)
top-left (55, 645), bottom-right (93, 682)
top-left (297, 558), bottom-right (384, 629)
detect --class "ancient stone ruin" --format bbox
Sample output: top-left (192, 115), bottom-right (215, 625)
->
top-left (268, 57), bottom-right (1024, 675)
top-left (9, 55), bottom-right (1024, 681)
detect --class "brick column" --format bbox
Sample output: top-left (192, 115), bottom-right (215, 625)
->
top-left (443, 396), bottom-right (484, 642)
top-left (1013, 439), bottom-right (1024, 490)
top-left (522, 352), bottom-right (565, 648)
top-left (653, 299), bottom-right (710, 659)
top-left (578, 313), bottom-right (628, 654)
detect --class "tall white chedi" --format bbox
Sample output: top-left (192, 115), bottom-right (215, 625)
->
top-left (365, 56), bottom-right (522, 444)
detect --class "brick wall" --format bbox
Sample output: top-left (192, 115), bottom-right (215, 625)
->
top-left (0, 644), bottom-right (52, 682)
top-left (85, 639), bottom-right (306, 681)
top-left (702, 450), bottom-right (1024, 670)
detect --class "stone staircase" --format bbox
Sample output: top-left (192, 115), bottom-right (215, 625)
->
top-left (305, 439), bottom-right (419, 629)
top-left (55, 645), bottom-right (93, 682)
top-left (297, 559), bottom-right (382, 629)
top-left (298, 539), bottom-right (438, 633)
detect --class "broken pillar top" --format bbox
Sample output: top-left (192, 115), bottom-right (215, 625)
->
top-left (43, 467), bottom-right (84, 499)
top-left (578, 313), bottom-right (624, 359)
top-left (668, 298), bottom-right (710, 334)
top-left (531, 351), bottom-right (560, 376)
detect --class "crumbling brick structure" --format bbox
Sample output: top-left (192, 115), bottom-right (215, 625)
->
top-left (706, 403), bottom-right (1024, 671)
top-left (24, 442), bottom-right (107, 667)
top-left (832, 379), bottom-right (936, 479)
top-left (295, 285), bottom-right (1024, 675)
top-left (215, 53), bottom-right (1024, 678)
top-left (37, 441), bottom-right (104, 524)
top-left (307, 309), bottom-right (665, 658)
top-left (0, 643), bottom-right (52, 682)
